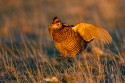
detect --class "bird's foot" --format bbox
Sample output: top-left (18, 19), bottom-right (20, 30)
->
top-left (56, 55), bottom-right (66, 62)
top-left (66, 57), bottom-right (75, 63)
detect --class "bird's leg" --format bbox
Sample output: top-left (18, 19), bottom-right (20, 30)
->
top-left (56, 53), bottom-right (67, 62)
top-left (68, 54), bottom-right (76, 59)
top-left (56, 53), bottom-right (67, 60)
top-left (59, 53), bottom-right (67, 58)
top-left (64, 54), bottom-right (75, 62)
top-left (66, 54), bottom-right (76, 64)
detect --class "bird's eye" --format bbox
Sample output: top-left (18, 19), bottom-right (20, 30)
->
top-left (57, 23), bottom-right (60, 26)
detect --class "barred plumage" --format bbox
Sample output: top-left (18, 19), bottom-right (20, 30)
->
top-left (48, 17), bottom-right (112, 59)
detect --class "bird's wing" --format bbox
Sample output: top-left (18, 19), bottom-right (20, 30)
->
top-left (72, 23), bottom-right (112, 44)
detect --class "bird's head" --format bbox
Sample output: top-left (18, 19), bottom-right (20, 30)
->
top-left (48, 17), bottom-right (63, 30)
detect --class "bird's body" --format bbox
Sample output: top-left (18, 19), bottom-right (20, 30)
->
top-left (48, 17), bottom-right (112, 59)
top-left (51, 26), bottom-right (88, 58)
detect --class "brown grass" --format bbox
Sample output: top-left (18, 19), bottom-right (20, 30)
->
top-left (0, 38), bottom-right (125, 83)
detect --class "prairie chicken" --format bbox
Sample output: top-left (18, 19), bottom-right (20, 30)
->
top-left (48, 17), bottom-right (112, 59)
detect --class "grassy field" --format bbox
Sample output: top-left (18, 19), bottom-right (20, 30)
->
top-left (0, 0), bottom-right (125, 83)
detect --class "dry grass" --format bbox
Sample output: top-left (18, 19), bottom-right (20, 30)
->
top-left (0, 34), bottom-right (125, 83)
top-left (0, 0), bottom-right (125, 83)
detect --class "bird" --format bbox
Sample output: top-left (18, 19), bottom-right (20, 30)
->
top-left (48, 17), bottom-right (112, 59)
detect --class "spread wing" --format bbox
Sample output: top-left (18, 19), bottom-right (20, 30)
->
top-left (72, 23), bottom-right (112, 44)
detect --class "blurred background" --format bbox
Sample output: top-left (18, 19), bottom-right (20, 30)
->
top-left (0, 0), bottom-right (125, 82)
top-left (0, 0), bottom-right (125, 55)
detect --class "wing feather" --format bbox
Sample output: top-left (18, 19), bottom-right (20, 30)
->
top-left (72, 23), bottom-right (112, 44)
